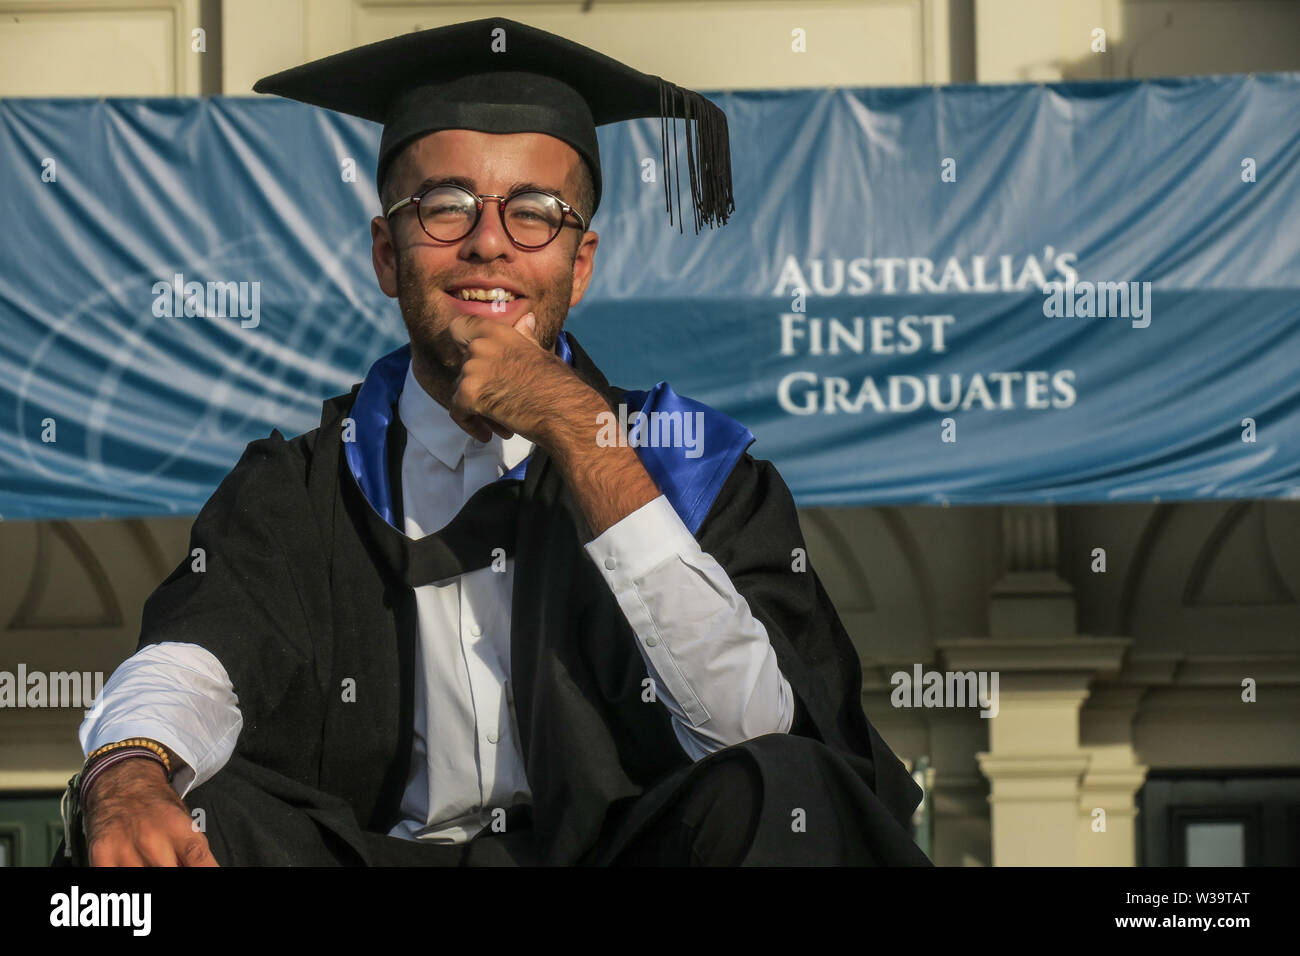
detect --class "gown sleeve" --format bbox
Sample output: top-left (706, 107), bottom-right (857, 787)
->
top-left (692, 450), bottom-right (923, 831)
top-left (134, 430), bottom-right (332, 784)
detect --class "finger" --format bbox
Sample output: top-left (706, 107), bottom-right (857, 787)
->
top-left (448, 373), bottom-right (509, 441)
top-left (180, 835), bottom-right (220, 867)
top-left (512, 312), bottom-right (540, 347)
top-left (447, 312), bottom-right (487, 350)
top-left (445, 373), bottom-right (485, 439)
top-left (139, 836), bottom-right (180, 867)
top-left (88, 842), bottom-right (111, 868)
top-left (466, 414), bottom-right (492, 443)
top-left (471, 413), bottom-right (512, 441)
top-left (449, 406), bottom-right (492, 443)
top-left (484, 416), bottom-right (514, 440)
top-left (465, 402), bottom-right (515, 440)
top-left (89, 836), bottom-right (136, 868)
top-left (106, 847), bottom-right (147, 867)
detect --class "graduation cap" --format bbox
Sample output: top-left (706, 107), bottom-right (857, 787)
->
top-left (253, 17), bottom-right (735, 233)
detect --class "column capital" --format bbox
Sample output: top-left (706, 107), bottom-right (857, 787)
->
top-left (937, 635), bottom-right (1131, 675)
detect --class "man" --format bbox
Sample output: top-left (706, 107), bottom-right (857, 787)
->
top-left (60, 17), bottom-right (931, 867)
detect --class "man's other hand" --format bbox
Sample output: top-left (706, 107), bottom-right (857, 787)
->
top-left (83, 757), bottom-right (219, 867)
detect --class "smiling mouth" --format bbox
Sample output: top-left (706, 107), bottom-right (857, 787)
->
top-left (447, 286), bottom-right (523, 302)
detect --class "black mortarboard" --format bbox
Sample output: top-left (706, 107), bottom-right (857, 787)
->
top-left (252, 17), bottom-right (734, 233)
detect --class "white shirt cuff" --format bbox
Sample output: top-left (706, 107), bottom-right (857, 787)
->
top-left (80, 642), bottom-right (242, 798)
top-left (583, 493), bottom-right (703, 582)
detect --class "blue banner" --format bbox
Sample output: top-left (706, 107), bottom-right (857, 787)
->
top-left (1, 74), bottom-right (1297, 519)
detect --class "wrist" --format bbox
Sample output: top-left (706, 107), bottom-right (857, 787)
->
top-left (80, 748), bottom-right (171, 813)
top-left (86, 736), bottom-right (176, 777)
top-left (544, 384), bottom-right (611, 463)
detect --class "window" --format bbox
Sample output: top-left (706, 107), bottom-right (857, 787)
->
top-left (1138, 772), bottom-right (1300, 866)
top-left (1183, 820), bottom-right (1246, 866)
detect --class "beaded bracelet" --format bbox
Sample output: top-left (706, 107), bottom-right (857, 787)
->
top-left (86, 737), bottom-right (173, 777)
top-left (79, 747), bottom-right (170, 807)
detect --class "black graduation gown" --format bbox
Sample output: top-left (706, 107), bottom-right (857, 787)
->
top-left (124, 331), bottom-right (929, 866)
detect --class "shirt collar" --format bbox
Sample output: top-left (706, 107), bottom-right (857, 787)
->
top-left (396, 358), bottom-right (533, 471)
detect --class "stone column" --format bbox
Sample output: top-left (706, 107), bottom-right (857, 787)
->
top-left (941, 506), bottom-right (1134, 865)
top-left (1077, 684), bottom-right (1149, 866)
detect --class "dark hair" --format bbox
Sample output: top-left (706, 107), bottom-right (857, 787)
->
top-left (378, 148), bottom-right (413, 213)
top-left (571, 160), bottom-right (595, 228)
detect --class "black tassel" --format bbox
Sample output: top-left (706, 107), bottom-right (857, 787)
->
top-left (659, 81), bottom-right (673, 229)
top-left (656, 78), bottom-right (735, 233)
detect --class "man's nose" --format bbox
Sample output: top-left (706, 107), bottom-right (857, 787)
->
top-left (459, 199), bottom-right (513, 258)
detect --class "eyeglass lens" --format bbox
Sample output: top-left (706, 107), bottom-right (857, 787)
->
top-left (418, 185), bottom-right (566, 247)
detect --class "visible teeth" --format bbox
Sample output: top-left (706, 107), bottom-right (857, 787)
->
top-left (456, 287), bottom-right (516, 301)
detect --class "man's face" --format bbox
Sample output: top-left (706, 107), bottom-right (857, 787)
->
top-left (370, 129), bottom-right (599, 391)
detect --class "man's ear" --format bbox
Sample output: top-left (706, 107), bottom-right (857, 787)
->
top-left (371, 215), bottom-right (399, 298)
top-left (568, 230), bottom-right (600, 309)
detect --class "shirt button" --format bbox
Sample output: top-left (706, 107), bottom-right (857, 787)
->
top-left (645, 636), bottom-right (659, 647)
top-left (486, 730), bottom-right (499, 744)
top-left (604, 556), bottom-right (617, 570)
top-left (470, 624), bottom-right (482, 637)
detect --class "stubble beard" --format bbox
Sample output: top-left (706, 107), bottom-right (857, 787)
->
top-left (394, 245), bottom-right (574, 406)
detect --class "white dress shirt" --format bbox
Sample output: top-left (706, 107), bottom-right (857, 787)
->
top-left (81, 358), bottom-right (794, 843)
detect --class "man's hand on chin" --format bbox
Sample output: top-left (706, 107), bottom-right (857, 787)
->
top-left (447, 312), bottom-right (661, 538)
top-left (446, 312), bottom-right (606, 451)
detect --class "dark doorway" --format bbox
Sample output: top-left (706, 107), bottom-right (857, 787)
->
top-left (1138, 772), bottom-right (1300, 866)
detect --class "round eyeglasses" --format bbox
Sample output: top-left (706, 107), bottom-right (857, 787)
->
top-left (385, 182), bottom-right (587, 250)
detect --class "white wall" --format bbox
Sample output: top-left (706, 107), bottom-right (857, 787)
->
top-left (0, 0), bottom-right (204, 95)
